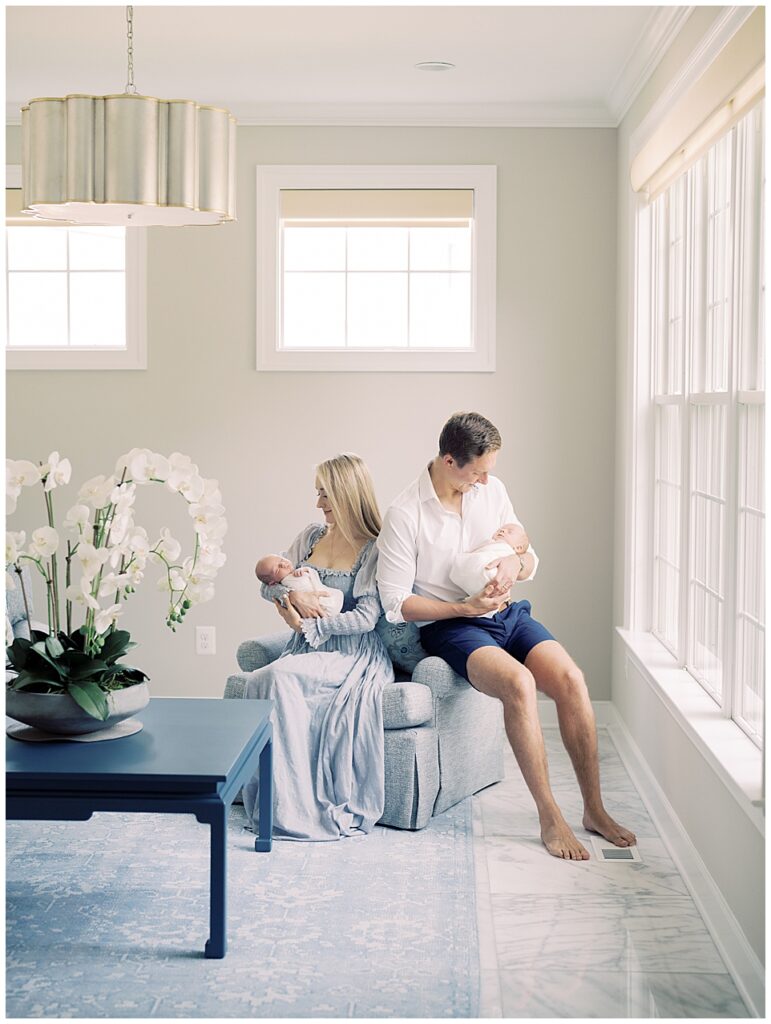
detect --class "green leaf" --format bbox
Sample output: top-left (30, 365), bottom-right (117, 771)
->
top-left (99, 630), bottom-right (133, 664)
top-left (30, 642), bottom-right (67, 679)
top-left (8, 670), bottom-right (64, 692)
top-left (6, 638), bottom-right (32, 671)
top-left (45, 635), bottom-right (65, 659)
top-left (59, 651), bottom-right (110, 681)
top-left (68, 682), bottom-right (109, 721)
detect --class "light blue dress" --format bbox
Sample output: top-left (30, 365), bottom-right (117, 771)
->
top-left (242, 523), bottom-right (394, 841)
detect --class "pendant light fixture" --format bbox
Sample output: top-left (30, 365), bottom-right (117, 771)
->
top-left (21, 6), bottom-right (236, 226)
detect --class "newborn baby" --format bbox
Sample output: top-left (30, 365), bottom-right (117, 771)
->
top-left (255, 554), bottom-right (344, 616)
top-left (449, 523), bottom-right (530, 600)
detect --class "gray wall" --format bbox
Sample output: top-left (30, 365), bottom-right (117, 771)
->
top-left (6, 124), bottom-right (617, 702)
top-left (613, 8), bottom-right (765, 964)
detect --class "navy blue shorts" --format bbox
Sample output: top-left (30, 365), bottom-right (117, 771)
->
top-left (419, 600), bottom-right (555, 683)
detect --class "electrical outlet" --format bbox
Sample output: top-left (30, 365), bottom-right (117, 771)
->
top-left (195, 626), bottom-right (216, 655)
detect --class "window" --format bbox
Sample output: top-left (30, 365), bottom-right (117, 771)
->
top-left (5, 172), bottom-right (146, 370)
top-left (639, 102), bottom-right (764, 745)
top-left (256, 165), bottom-right (496, 372)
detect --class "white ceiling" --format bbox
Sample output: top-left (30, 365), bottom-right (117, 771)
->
top-left (6, 5), bottom-right (691, 127)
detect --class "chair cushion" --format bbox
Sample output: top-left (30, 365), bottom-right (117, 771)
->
top-left (225, 674), bottom-right (432, 730)
top-left (382, 682), bottom-right (433, 729)
top-left (375, 618), bottom-right (429, 674)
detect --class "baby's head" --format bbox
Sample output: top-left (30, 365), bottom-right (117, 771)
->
top-left (255, 554), bottom-right (295, 585)
top-left (494, 523), bottom-right (526, 545)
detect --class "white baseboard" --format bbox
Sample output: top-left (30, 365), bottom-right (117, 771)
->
top-left (604, 704), bottom-right (765, 1018)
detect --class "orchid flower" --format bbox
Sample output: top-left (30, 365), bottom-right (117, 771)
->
top-left (28, 526), bottom-right (59, 559)
top-left (42, 451), bottom-right (72, 492)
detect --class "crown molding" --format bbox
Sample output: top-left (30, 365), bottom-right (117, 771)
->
top-left (607, 6), bottom-right (694, 125)
top-left (7, 101), bottom-right (617, 130)
top-left (629, 6), bottom-right (759, 154)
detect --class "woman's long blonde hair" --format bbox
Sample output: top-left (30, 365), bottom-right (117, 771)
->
top-left (315, 453), bottom-right (382, 548)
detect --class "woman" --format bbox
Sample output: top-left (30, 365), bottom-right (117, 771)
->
top-left (242, 453), bottom-right (394, 841)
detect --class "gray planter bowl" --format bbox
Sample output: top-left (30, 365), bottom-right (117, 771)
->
top-left (6, 682), bottom-right (150, 736)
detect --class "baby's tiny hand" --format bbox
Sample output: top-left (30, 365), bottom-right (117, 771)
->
top-left (292, 568), bottom-right (308, 577)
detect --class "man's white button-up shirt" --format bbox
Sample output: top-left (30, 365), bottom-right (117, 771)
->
top-left (376, 466), bottom-right (538, 626)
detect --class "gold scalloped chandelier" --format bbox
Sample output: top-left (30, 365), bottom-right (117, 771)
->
top-left (21, 6), bottom-right (237, 226)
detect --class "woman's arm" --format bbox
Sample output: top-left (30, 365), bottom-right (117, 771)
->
top-left (299, 542), bottom-right (383, 649)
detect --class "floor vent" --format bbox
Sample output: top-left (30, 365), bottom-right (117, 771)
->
top-left (591, 837), bottom-right (642, 862)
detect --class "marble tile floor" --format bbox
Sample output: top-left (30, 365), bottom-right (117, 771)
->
top-left (473, 727), bottom-right (750, 1018)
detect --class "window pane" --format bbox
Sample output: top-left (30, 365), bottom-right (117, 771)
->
top-left (736, 618), bottom-right (764, 740)
top-left (736, 402), bottom-right (765, 740)
top-left (282, 272), bottom-right (345, 348)
top-left (347, 273), bottom-right (407, 348)
top-left (695, 135), bottom-right (732, 393)
top-left (7, 227), bottom-right (67, 270)
top-left (347, 228), bottom-right (407, 271)
top-left (7, 272), bottom-right (68, 346)
top-left (283, 227), bottom-right (345, 271)
top-left (410, 227), bottom-right (471, 271)
top-left (69, 272), bottom-right (125, 347)
top-left (654, 560), bottom-right (680, 653)
top-left (69, 227), bottom-right (125, 271)
top-left (409, 273), bottom-right (471, 348)
top-left (690, 583), bottom-right (724, 700)
top-left (692, 403), bottom-right (726, 501)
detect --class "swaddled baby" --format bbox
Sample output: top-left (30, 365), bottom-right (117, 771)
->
top-left (255, 554), bottom-right (344, 616)
top-left (449, 523), bottom-right (530, 600)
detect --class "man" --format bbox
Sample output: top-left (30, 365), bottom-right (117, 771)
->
top-left (376, 412), bottom-right (635, 860)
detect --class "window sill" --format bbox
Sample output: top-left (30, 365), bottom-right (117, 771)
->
top-left (616, 628), bottom-right (764, 834)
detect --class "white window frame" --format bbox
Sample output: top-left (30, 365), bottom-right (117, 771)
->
top-left (5, 165), bottom-right (147, 371)
top-left (620, 108), bottom-right (764, 811)
top-left (256, 164), bottom-right (496, 372)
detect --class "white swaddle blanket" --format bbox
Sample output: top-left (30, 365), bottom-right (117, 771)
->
top-left (280, 566), bottom-right (345, 616)
top-left (449, 541), bottom-right (515, 598)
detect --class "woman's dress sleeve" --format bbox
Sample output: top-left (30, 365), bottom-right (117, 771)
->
top-left (300, 541), bottom-right (383, 650)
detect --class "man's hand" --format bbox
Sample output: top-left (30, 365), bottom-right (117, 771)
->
top-left (462, 585), bottom-right (508, 617)
top-left (286, 589), bottom-right (329, 619)
top-left (484, 553), bottom-right (521, 592)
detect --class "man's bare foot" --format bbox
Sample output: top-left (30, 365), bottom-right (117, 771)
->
top-left (582, 808), bottom-right (637, 847)
top-left (540, 815), bottom-right (590, 860)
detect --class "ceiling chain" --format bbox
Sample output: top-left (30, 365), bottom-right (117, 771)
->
top-left (124, 6), bottom-right (137, 93)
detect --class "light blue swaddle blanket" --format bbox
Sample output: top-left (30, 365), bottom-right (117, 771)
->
top-left (242, 523), bottom-right (394, 841)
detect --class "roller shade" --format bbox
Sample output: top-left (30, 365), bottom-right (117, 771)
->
top-left (6, 187), bottom-right (66, 226)
top-left (280, 188), bottom-right (473, 226)
top-left (631, 7), bottom-right (765, 199)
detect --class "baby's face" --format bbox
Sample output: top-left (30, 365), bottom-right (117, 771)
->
top-left (494, 523), bottom-right (526, 545)
top-left (258, 555), bottom-right (295, 584)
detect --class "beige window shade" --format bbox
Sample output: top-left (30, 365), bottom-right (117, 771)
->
top-left (631, 7), bottom-right (765, 199)
top-left (280, 188), bottom-right (473, 226)
top-left (6, 188), bottom-right (66, 226)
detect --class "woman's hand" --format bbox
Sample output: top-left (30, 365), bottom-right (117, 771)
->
top-left (287, 590), bottom-right (328, 619)
top-left (273, 597), bottom-right (303, 633)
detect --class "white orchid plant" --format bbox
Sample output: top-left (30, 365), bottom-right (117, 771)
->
top-left (6, 449), bottom-right (227, 719)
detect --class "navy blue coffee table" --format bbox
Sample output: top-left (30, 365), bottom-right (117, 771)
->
top-left (6, 697), bottom-right (273, 959)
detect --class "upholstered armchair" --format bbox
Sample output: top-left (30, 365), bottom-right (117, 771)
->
top-left (224, 620), bottom-right (506, 830)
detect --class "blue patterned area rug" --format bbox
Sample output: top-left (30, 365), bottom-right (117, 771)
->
top-left (7, 799), bottom-right (479, 1018)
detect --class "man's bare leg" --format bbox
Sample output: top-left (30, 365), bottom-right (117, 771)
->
top-left (467, 647), bottom-right (589, 860)
top-left (524, 640), bottom-right (636, 847)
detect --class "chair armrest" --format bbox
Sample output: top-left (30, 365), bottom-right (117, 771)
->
top-left (236, 631), bottom-right (292, 672)
top-left (411, 655), bottom-right (469, 699)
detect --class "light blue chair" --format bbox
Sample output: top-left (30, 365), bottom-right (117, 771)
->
top-left (224, 620), bottom-right (506, 830)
